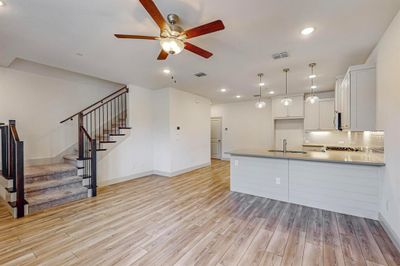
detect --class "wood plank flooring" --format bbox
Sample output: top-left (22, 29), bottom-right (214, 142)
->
top-left (0, 159), bottom-right (399, 265)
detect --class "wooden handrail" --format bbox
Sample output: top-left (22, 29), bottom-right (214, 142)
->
top-left (10, 125), bottom-right (20, 142)
top-left (60, 86), bottom-right (128, 123)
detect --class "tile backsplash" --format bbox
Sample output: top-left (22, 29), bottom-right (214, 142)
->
top-left (304, 131), bottom-right (384, 149)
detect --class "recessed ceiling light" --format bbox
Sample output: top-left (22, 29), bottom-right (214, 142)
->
top-left (309, 74), bottom-right (317, 79)
top-left (259, 82), bottom-right (265, 86)
top-left (220, 88), bottom-right (227, 92)
top-left (301, 27), bottom-right (315, 36)
top-left (269, 91), bottom-right (275, 95)
top-left (0, 1), bottom-right (5, 7)
top-left (235, 95), bottom-right (241, 99)
top-left (311, 85), bottom-right (317, 89)
top-left (163, 69), bottom-right (171, 74)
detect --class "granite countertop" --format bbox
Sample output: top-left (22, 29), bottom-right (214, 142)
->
top-left (226, 149), bottom-right (385, 166)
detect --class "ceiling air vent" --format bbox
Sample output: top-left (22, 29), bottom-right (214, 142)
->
top-left (272, 52), bottom-right (289, 60)
top-left (194, 72), bottom-right (207, 77)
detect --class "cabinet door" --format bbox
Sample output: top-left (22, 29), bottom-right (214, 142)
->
top-left (272, 97), bottom-right (288, 118)
top-left (304, 101), bottom-right (319, 130)
top-left (319, 99), bottom-right (335, 130)
top-left (341, 74), bottom-right (351, 129)
top-left (287, 96), bottom-right (304, 117)
top-left (335, 77), bottom-right (344, 112)
top-left (350, 68), bottom-right (376, 131)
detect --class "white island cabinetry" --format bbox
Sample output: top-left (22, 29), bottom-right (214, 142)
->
top-left (230, 156), bottom-right (289, 202)
top-left (230, 154), bottom-right (382, 219)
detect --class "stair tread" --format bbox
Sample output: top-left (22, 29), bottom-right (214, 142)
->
top-left (25, 176), bottom-right (82, 193)
top-left (26, 187), bottom-right (88, 206)
top-left (25, 163), bottom-right (76, 178)
top-left (64, 154), bottom-right (78, 161)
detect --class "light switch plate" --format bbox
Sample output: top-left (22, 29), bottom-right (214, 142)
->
top-left (275, 177), bottom-right (281, 185)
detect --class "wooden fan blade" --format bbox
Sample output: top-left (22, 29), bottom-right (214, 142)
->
top-left (184, 43), bottom-right (213, 59)
top-left (114, 34), bottom-right (158, 40)
top-left (184, 20), bottom-right (225, 39)
top-left (139, 0), bottom-right (167, 30)
top-left (157, 50), bottom-right (169, 60)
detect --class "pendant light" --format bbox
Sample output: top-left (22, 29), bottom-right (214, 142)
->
top-left (306, 63), bottom-right (319, 104)
top-left (281, 68), bottom-right (293, 106)
top-left (255, 73), bottom-right (267, 109)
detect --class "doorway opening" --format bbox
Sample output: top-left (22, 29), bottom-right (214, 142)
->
top-left (211, 117), bottom-right (222, 159)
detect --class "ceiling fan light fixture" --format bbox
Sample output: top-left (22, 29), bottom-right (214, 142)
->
top-left (160, 37), bottom-right (184, 55)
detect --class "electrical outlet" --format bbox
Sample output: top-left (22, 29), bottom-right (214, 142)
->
top-left (275, 177), bottom-right (281, 185)
top-left (234, 160), bottom-right (239, 167)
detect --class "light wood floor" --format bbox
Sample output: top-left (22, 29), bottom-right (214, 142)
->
top-left (1, 160), bottom-right (399, 266)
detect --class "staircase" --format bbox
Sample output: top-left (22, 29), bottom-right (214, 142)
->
top-left (0, 86), bottom-right (131, 217)
top-left (24, 163), bottom-right (87, 214)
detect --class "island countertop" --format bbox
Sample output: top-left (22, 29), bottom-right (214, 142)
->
top-left (226, 149), bottom-right (385, 166)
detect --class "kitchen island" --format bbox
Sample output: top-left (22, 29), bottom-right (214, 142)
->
top-left (227, 149), bottom-right (384, 219)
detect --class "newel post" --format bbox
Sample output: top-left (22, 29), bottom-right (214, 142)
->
top-left (78, 113), bottom-right (84, 159)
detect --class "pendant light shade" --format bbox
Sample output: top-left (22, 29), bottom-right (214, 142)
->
top-left (255, 101), bottom-right (267, 109)
top-left (281, 68), bottom-right (293, 106)
top-left (306, 63), bottom-right (319, 104)
top-left (281, 98), bottom-right (293, 106)
top-left (255, 73), bottom-right (266, 109)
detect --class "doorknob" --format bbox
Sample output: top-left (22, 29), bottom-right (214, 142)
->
top-left (218, 140), bottom-right (221, 142)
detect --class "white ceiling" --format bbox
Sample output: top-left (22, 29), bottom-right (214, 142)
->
top-left (1, 0), bottom-right (399, 103)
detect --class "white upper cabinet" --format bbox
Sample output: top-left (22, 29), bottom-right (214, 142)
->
top-left (304, 99), bottom-right (319, 130)
top-left (304, 98), bottom-right (335, 131)
top-left (338, 65), bottom-right (376, 131)
top-left (335, 76), bottom-right (344, 112)
top-left (272, 95), bottom-right (304, 119)
top-left (319, 99), bottom-right (335, 130)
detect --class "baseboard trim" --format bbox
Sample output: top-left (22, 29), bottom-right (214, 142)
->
top-left (98, 171), bottom-right (154, 187)
top-left (154, 162), bottom-right (211, 177)
top-left (379, 213), bottom-right (400, 252)
top-left (98, 163), bottom-right (211, 186)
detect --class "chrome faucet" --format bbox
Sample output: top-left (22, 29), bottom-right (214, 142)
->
top-left (283, 139), bottom-right (288, 153)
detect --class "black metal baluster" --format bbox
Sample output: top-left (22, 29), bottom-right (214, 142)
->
top-left (124, 93), bottom-right (128, 127)
top-left (114, 98), bottom-right (117, 134)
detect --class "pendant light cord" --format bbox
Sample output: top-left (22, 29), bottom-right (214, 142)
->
top-left (283, 68), bottom-right (289, 96)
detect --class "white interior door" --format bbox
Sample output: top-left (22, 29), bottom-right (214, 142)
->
top-left (211, 118), bottom-right (222, 159)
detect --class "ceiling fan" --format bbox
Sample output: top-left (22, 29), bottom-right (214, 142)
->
top-left (114, 0), bottom-right (225, 60)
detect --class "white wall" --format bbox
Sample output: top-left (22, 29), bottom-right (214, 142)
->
top-left (97, 85), bottom-right (154, 185)
top-left (366, 10), bottom-right (400, 245)
top-left (211, 100), bottom-right (274, 159)
top-left (153, 88), bottom-right (211, 175)
top-left (0, 59), bottom-right (121, 163)
top-left (274, 119), bottom-right (304, 150)
top-left (169, 88), bottom-right (211, 173)
top-left (152, 88), bottom-right (172, 173)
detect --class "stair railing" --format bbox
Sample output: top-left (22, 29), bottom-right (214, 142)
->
top-left (0, 120), bottom-right (25, 218)
top-left (81, 126), bottom-right (97, 196)
top-left (60, 86), bottom-right (129, 197)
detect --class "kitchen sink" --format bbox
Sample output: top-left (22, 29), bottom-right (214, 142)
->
top-left (268, 149), bottom-right (307, 154)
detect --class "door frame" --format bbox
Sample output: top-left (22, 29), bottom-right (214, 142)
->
top-left (210, 117), bottom-right (223, 159)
